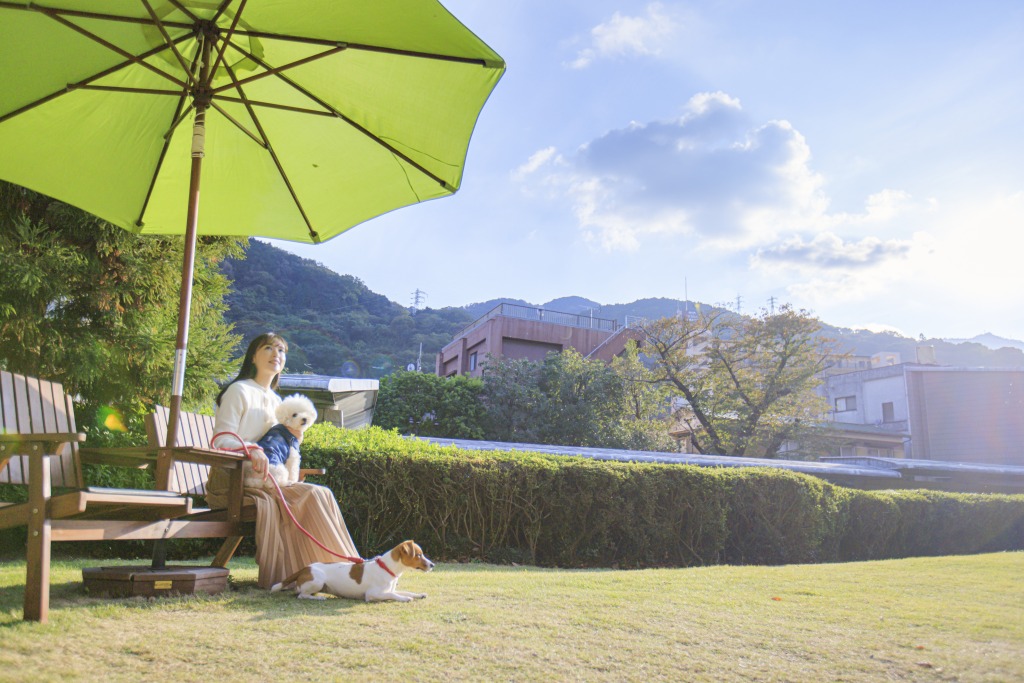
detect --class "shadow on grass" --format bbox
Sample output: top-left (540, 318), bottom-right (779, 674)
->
top-left (0, 559), bottom-right (599, 627)
top-left (0, 571), bottom-right (377, 626)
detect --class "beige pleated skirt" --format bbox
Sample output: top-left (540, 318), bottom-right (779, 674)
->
top-left (206, 468), bottom-right (359, 589)
top-left (245, 483), bottom-right (360, 589)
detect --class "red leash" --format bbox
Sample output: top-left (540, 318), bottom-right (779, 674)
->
top-left (210, 430), bottom-right (394, 574)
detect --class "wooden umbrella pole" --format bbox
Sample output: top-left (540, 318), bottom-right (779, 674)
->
top-left (159, 28), bottom-right (214, 492)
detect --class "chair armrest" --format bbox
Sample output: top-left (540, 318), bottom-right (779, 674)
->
top-left (79, 447), bottom-right (156, 468)
top-left (157, 446), bottom-right (246, 468)
top-left (298, 467), bottom-right (327, 482)
top-left (0, 433), bottom-right (86, 458)
top-left (0, 432), bottom-right (85, 444)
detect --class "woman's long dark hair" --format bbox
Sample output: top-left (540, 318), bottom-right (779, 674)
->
top-left (215, 333), bottom-right (289, 406)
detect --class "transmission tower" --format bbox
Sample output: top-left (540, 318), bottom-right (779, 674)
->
top-left (410, 288), bottom-right (427, 311)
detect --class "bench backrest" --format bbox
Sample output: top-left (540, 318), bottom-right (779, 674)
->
top-left (0, 370), bottom-right (82, 488)
top-left (145, 405), bottom-right (216, 495)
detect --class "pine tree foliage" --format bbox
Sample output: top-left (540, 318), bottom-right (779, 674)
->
top-left (0, 182), bottom-right (244, 421)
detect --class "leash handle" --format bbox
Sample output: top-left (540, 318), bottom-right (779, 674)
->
top-left (209, 431), bottom-right (365, 564)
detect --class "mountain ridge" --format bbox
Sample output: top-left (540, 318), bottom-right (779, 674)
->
top-left (226, 242), bottom-right (1024, 372)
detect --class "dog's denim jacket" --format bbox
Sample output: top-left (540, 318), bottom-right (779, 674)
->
top-left (256, 424), bottom-right (299, 466)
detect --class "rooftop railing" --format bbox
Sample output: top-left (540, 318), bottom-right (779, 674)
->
top-left (452, 303), bottom-right (619, 340)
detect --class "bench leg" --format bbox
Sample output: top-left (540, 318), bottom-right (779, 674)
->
top-left (24, 518), bottom-right (51, 623)
top-left (25, 454), bottom-right (52, 623)
top-left (212, 536), bottom-right (243, 568)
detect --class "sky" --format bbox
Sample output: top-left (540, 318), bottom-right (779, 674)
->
top-left (269, 1), bottom-right (1024, 342)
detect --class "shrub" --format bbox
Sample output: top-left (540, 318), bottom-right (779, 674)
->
top-left (304, 424), bottom-right (1024, 567)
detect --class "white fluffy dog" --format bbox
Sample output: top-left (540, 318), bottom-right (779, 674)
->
top-left (271, 540), bottom-right (434, 602)
top-left (245, 394), bottom-right (317, 491)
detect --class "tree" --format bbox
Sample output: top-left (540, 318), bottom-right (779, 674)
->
top-left (479, 356), bottom-right (544, 442)
top-left (479, 348), bottom-right (677, 450)
top-left (609, 341), bottom-right (677, 451)
top-left (0, 182), bottom-right (244, 424)
top-left (374, 370), bottom-right (487, 439)
top-left (640, 305), bottom-right (837, 457)
top-left (535, 348), bottom-right (623, 447)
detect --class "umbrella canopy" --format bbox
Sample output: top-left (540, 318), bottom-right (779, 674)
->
top-left (0, 0), bottom-right (504, 241)
top-left (0, 1), bottom-right (504, 460)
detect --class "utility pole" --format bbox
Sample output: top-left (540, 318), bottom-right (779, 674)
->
top-left (735, 294), bottom-right (742, 313)
top-left (768, 295), bottom-right (776, 314)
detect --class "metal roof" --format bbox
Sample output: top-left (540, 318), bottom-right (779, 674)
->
top-left (414, 437), bottom-right (901, 485)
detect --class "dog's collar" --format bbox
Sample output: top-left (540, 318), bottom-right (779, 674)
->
top-left (374, 555), bottom-right (397, 579)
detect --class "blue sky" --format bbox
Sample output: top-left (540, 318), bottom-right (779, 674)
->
top-left (271, 1), bottom-right (1024, 341)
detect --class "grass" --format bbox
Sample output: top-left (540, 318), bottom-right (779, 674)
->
top-left (0, 552), bottom-right (1021, 682)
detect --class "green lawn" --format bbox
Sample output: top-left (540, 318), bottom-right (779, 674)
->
top-left (0, 552), bottom-right (1021, 682)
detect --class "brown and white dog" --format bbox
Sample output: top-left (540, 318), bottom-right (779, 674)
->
top-left (270, 540), bottom-right (434, 602)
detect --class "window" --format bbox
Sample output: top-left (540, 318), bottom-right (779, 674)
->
top-left (468, 352), bottom-right (478, 371)
top-left (882, 402), bottom-right (895, 422)
top-left (835, 395), bottom-right (857, 412)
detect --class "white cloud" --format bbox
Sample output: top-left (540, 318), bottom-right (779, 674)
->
top-left (752, 232), bottom-right (912, 269)
top-left (521, 91), bottom-right (831, 250)
top-left (512, 146), bottom-right (559, 181)
top-left (568, 3), bottom-right (677, 69)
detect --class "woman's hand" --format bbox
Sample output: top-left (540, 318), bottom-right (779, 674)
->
top-left (248, 446), bottom-right (270, 480)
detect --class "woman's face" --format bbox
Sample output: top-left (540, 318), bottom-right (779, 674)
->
top-left (253, 340), bottom-right (287, 384)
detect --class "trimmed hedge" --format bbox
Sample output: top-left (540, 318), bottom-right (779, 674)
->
top-left (303, 425), bottom-right (1024, 567)
top-left (3, 423), bottom-right (1022, 566)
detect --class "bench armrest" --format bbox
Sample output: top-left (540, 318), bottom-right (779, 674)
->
top-left (156, 446), bottom-right (247, 468)
top-left (79, 447), bottom-right (156, 468)
top-left (298, 467), bottom-right (327, 482)
top-left (0, 432), bottom-right (85, 444)
top-left (0, 433), bottom-right (86, 459)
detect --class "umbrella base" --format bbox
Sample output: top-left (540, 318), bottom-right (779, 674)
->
top-left (82, 565), bottom-right (229, 598)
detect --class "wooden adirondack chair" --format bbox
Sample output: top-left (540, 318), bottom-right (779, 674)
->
top-left (145, 405), bottom-right (324, 568)
top-left (0, 371), bottom-right (195, 623)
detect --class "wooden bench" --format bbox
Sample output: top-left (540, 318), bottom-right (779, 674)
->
top-left (0, 371), bottom-right (197, 623)
top-left (144, 405), bottom-right (325, 568)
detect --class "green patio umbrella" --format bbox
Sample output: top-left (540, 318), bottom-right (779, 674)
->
top-left (0, 0), bottom-right (504, 461)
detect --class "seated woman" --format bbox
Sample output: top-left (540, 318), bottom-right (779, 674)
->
top-left (208, 332), bottom-right (359, 589)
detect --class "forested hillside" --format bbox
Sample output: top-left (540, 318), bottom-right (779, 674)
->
top-left (223, 241), bottom-right (1024, 375)
top-left (221, 240), bottom-right (472, 377)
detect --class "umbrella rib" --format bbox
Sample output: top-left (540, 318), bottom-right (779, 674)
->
top-left (225, 41), bottom-right (456, 191)
top-left (224, 63), bottom-right (320, 242)
top-left (216, 96), bottom-right (335, 117)
top-left (136, 41), bottom-right (203, 228)
top-left (140, 0), bottom-right (195, 86)
top-left (136, 90), bottom-right (192, 229)
top-left (166, 0), bottom-right (200, 24)
top-left (163, 102), bottom-right (196, 141)
top-left (208, 101), bottom-right (268, 149)
top-left (73, 85), bottom-right (183, 96)
top-left (209, 0), bottom-right (247, 82)
top-left (38, 8), bottom-right (189, 90)
top-left (210, 44), bottom-right (347, 95)
top-left (211, 0), bottom-right (235, 24)
top-left (0, 2), bottom-right (194, 31)
top-left (229, 27), bottom-right (500, 68)
top-left (0, 4), bottom-right (504, 69)
top-left (0, 35), bottom-right (191, 125)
